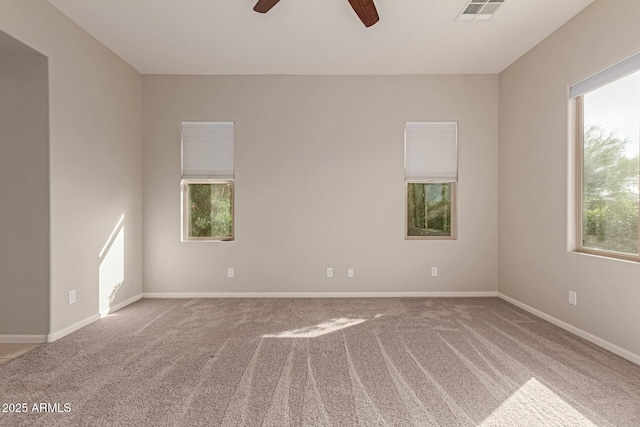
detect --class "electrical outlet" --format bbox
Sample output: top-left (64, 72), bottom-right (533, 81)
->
top-left (68, 290), bottom-right (76, 305)
top-left (326, 267), bottom-right (333, 278)
top-left (431, 267), bottom-right (438, 277)
top-left (348, 268), bottom-right (354, 278)
top-left (227, 267), bottom-right (234, 278)
top-left (569, 291), bottom-right (577, 306)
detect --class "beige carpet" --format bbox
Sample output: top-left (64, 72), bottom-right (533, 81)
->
top-left (0, 297), bottom-right (639, 426)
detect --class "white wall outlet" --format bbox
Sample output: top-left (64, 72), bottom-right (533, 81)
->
top-left (68, 290), bottom-right (76, 305)
top-left (348, 268), bottom-right (354, 278)
top-left (326, 267), bottom-right (333, 278)
top-left (227, 267), bottom-right (234, 278)
top-left (431, 267), bottom-right (438, 277)
top-left (569, 290), bottom-right (577, 306)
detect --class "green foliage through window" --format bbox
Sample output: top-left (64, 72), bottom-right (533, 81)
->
top-left (187, 183), bottom-right (233, 240)
top-left (582, 125), bottom-right (639, 255)
top-left (407, 183), bottom-right (452, 237)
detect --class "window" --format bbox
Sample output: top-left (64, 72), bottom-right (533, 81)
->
top-left (572, 52), bottom-right (640, 261)
top-left (181, 121), bottom-right (235, 241)
top-left (404, 121), bottom-right (458, 239)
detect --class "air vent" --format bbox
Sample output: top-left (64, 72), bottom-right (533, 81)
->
top-left (463, 4), bottom-right (483, 15)
top-left (457, 0), bottom-right (505, 21)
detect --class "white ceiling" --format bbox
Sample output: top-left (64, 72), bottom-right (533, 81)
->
top-left (47, 0), bottom-right (594, 75)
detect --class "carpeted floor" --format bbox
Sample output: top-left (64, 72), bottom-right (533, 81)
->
top-left (0, 297), bottom-right (639, 426)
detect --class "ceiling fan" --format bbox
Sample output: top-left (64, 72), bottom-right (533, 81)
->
top-left (253, 0), bottom-right (379, 28)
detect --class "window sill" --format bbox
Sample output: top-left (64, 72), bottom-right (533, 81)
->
top-left (181, 239), bottom-right (235, 243)
top-left (573, 248), bottom-right (640, 264)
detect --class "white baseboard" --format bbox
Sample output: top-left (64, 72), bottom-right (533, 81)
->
top-left (143, 291), bottom-right (498, 298)
top-left (47, 314), bottom-right (100, 343)
top-left (0, 335), bottom-right (47, 344)
top-left (498, 293), bottom-right (640, 367)
top-left (100, 293), bottom-right (144, 318)
top-left (48, 293), bottom-right (143, 342)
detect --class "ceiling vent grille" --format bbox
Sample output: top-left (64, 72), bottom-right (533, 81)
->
top-left (457, 0), bottom-right (505, 21)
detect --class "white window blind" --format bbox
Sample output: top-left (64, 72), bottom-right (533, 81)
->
top-left (570, 51), bottom-right (640, 98)
top-left (181, 121), bottom-right (235, 179)
top-left (405, 121), bottom-right (458, 182)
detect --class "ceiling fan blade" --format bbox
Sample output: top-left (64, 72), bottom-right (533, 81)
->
top-left (254, 0), bottom-right (281, 13)
top-left (347, 0), bottom-right (379, 27)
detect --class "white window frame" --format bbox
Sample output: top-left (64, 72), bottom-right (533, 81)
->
top-left (571, 52), bottom-right (640, 262)
top-left (181, 121), bottom-right (235, 242)
top-left (404, 121), bottom-right (458, 240)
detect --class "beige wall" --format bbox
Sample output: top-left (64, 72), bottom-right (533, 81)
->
top-left (499, 0), bottom-right (640, 356)
top-left (0, 1), bottom-right (143, 336)
top-left (143, 75), bottom-right (499, 294)
top-left (0, 42), bottom-right (49, 336)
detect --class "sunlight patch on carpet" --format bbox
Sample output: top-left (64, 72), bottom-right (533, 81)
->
top-left (480, 377), bottom-right (597, 426)
top-left (263, 318), bottom-right (367, 338)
